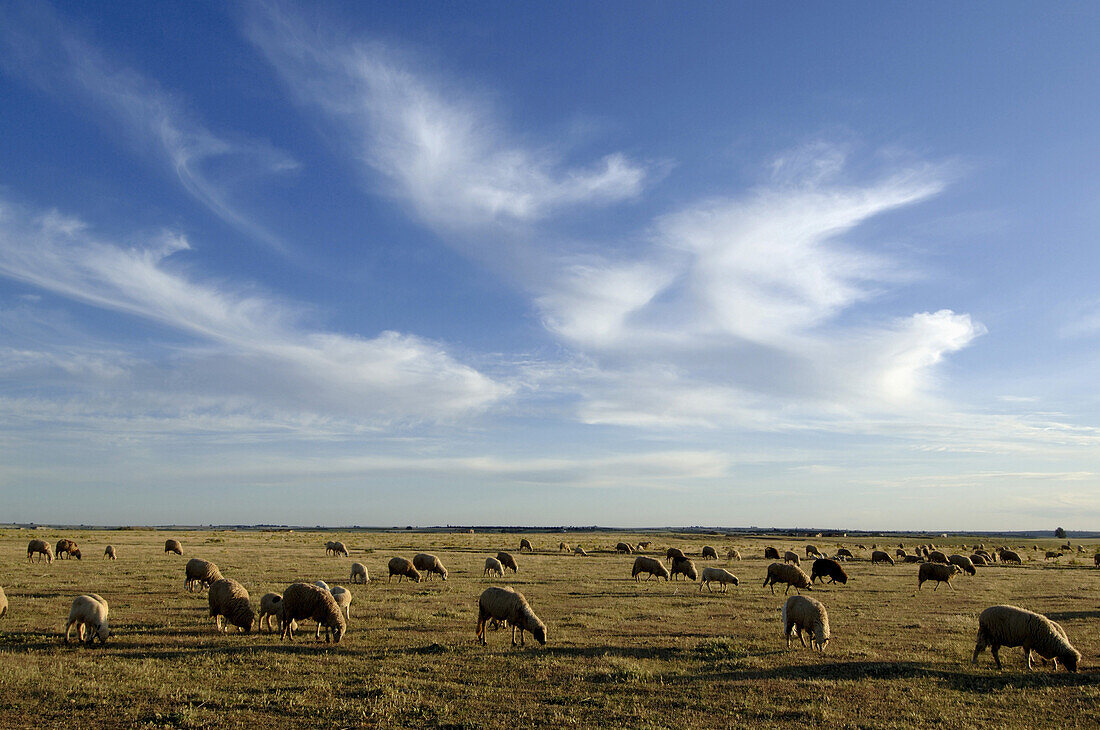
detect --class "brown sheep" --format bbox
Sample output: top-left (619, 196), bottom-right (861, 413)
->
top-left (871, 550), bottom-right (895, 565)
top-left (55, 539), bottom-right (80, 560)
top-left (666, 547), bottom-right (686, 564)
top-left (164, 539), bottom-right (183, 555)
top-left (998, 549), bottom-right (1023, 564)
top-left (973, 605), bottom-right (1080, 672)
top-left (104, 545), bottom-right (116, 560)
top-left (519, 538), bottom-right (534, 552)
top-left (558, 541), bottom-right (570, 553)
top-left (476, 586), bottom-right (546, 647)
top-left (632, 555), bottom-right (670, 581)
top-left (927, 550), bottom-right (949, 564)
top-left (27, 539), bottom-right (53, 563)
top-left (726, 549), bottom-right (742, 561)
top-left (783, 551), bottom-right (801, 565)
top-left (387, 557), bottom-right (421, 582)
top-left (496, 551), bottom-right (518, 574)
top-left (836, 548), bottom-right (854, 561)
top-left (810, 559), bottom-right (847, 585)
top-left (764, 546), bottom-right (781, 560)
top-left (280, 583), bottom-right (345, 643)
top-left (412, 553), bottom-right (448, 580)
top-left (764, 563), bottom-right (813, 594)
top-left (573, 546), bottom-right (589, 557)
top-left (670, 556), bottom-right (698, 581)
top-left (701, 546), bottom-right (718, 560)
top-left (948, 554), bottom-right (977, 576)
top-left (918, 562), bottom-right (962, 590)
top-left (615, 542), bottom-right (633, 554)
top-left (208, 579), bottom-right (255, 633)
top-left (184, 558), bottom-right (224, 592)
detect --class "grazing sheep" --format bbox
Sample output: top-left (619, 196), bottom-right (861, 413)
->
top-left (782, 595), bottom-right (830, 651)
top-left (999, 549), bottom-right (1023, 564)
top-left (559, 541), bottom-right (570, 553)
top-left (573, 547), bottom-right (589, 557)
top-left (0, 586), bottom-right (6, 619)
top-left (973, 605), bottom-right (1080, 672)
top-left (632, 555), bottom-right (670, 581)
top-left (279, 583), bottom-right (346, 643)
top-left (387, 557), bottom-right (421, 583)
top-left (55, 539), bottom-right (80, 560)
top-left (918, 562), bottom-right (962, 590)
top-left (836, 548), bottom-right (854, 561)
top-left (350, 562), bottom-right (370, 584)
top-left (184, 558), bottom-right (224, 592)
top-left (164, 539), bottom-right (182, 555)
top-left (726, 549), bottom-right (742, 561)
top-left (208, 579), bottom-right (255, 633)
top-left (412, 553), bottom-right (449, 581)
top-left (902, 554), bottom-right (924, 563)
top-left (949, 554), bottom-right (977, 576)
top-left (328, 586), bottom-right (352, 623)
top-left (871, 550), bottom-right (895, 565)
top-left (636, 541), bottom-right (651, 550)
top-left (314, 580), bottom-right (330, 591)
top-left (764, 546), bottom-right (781, 560)
top-left (806, 545), bottom-right (822, 558)
top-left (970, 553), bottom-right (989, 566)
top-left (476, 587), bottom-right (546, 647)
top-left (484, 557), bottom-right (504, 576)
top-left (615, 542), bottom-right (633, 554)
top-left (496, 551), bottom-right (518, 574)
top-left (927, 550), bottom-right (949, 564)
top-left (670, 556), bottom-right (698, 581)
top-left (1095, 553), bottom-right (1100, 567)
top-left (26, 539), bottom-right (53, 564)
top-left (666, 547), bottom-right (686, 563)
top-left (699, 566), bottom-right (739, 592)
top-left (783, 551), bottom-right (801, 565)
top-left (258, 592), bottom-right (285, 632)
top-left (104, 545), bottom-right (116, 560)
top-left (701, 546), bottom-right (719, 560)
top-left (764, 563), bottom-right (813, 594)
top-left (810, 558), bottom-right (848, 585)
top-left (1060, 542), bottom-right (1072, 551)
top-left (896, 548), bottom-right (907, 558)
top-left (324, 541), bottom-right (336, 555)
top-left (519, 538), bottom-right (534, 552)
top-left (1044, 551), bottom-right (1063, 561)
top-left (330, 541), bottom-right (349, 557)
top-left (65, 594), bottom-right (109, 645)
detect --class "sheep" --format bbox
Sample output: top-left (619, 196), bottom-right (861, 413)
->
top-left (764, 546), bottom-right (781, 560)
top-left (969, 553), bottom-right (989, 566)
top-left (699, 566), bottom-right (739, 592)
top-left (350, 562), bottom-right (370, 584)
top-left (701, 546), bottom-right (719, 560)
top-left (632, 555), bottom-right (670, 581)
top-left (810, 558), bottom-right (848, 585)
top-left (806, 544), bottom-right (822, 558)
top-left (279, 582), bottom-right (345, 643)
top-left (726, 549), bottom-right (742, 561)
top-left (836, 548), bottom-right (854, 561)
top-left (65, 594), bottom-right (109, 645)
top-left (1044, 551), bottom-right (1063, 561)
top-left (324, 540), bottom-right (336, 555)
top-left (573, 546), bottom-right (589, 557)
top-left (484, 557), bottom-right (504, 576)
top-left (927, 550), bottom-right (949, 564)
top-left (636, 541), bottom-right (651, 549)
top-left (55, 539), bottom-right (80, 560)
top-left (258, 592), bottom-right (285, 632)
top-left (918, 562), bottom-right (962, 590)
top-left (184, 558), bottom-right (224, 592)
top-left (559, 541), bottom-right (570, 553)
top-left (519, 538), bottom-right (534, 552)
top-left (902, 554), bottom-right (924, 563)
top-left (314, 580), bottom-right (330, 591)
top-left (764, 562), bottom-right (813, 594)
top-left (896, 548), bottom-right (907, 558)
top-left (615, 542), bottom-right (633, 554)
top-left (26, 539), bottom-right (53, 563)
top-left (208, 578), bottom-right (255, 633)
top-left (998, 549), bottom-right (1023, 564)
top-left (948, 554), bottom-right (977, 576)
top-left (1095, 553), bottom-right (1100, 567)
top-left (164, 539), bottom-right (183, 555)
top-left (782, 595), bottom-right (830, 651)
top-left (330, 541), bottom-right (350, 557)
top-left (871, 550), bottom-right (895, 565)
top-left (387, 557), bottom-right (422, 583)
top-left (666, 547), bottom-right (686, 563)
top-left (670, 556), bottom-right (698, 581)
top-left (0, 585), bottom-right (6, 619)
top-left (496, 551), bottom-right (518, 574)
top-left (104, 545), bottom-right (116, 560)
top-left (328, 586), bottom-right (352, 623)
top-left (1060, 542), bottom-right (1072, 551)
top-left (783, 551), bottom-right (801, 565)
top-left (476, 586), bottom-right (546, 647)
top-left (412, 553), bottom-right (448, 581)
top-left (973, 605), bottom-right (1080, 672)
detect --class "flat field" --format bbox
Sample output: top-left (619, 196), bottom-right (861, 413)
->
top-left (0, 529), bottom-right (1097, 729)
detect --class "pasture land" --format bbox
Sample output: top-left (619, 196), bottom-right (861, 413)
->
top-left (0, 529), bottom-right (1097, 728)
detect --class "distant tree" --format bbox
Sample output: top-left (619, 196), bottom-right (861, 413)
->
top-left (1055, 527), bottom-right (1067, 539)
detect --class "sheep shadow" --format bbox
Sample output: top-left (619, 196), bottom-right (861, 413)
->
top-left (687, 661), bottom-right (1098, 691)
top-left (1046, 610), bottom-right (1100, 621)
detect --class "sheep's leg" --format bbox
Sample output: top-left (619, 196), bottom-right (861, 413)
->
top-left (797, 628), bottom-right (806, 648)
top-left (1023, 645), bottom-right (1033, 670)
top-left (476, 617), bottom-right (487, 644)
top-left (784, 584), bottom-right (791, 595)
top-left (64, 621), bottom-right (74, 643)
top-left (991, 645), bottom-right (1003, 669)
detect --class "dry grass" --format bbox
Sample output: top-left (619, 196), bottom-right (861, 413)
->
top-left (0, 529), bottom-right (1097, 728)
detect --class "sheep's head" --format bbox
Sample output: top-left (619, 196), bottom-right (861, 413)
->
top-left (329, 623), bottom-right (346, 643)
top-left (72, 549), bottom-right (82, 560)
top-left (1062, 649), bottom-right (1081, 673)
top-left (93, 622), bottom-right (110, 644)
top-left (440, 569), bottom-right (448, 581)
top-left (531, 622), bottom-right (547, 646)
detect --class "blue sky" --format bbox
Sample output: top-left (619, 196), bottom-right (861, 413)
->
top-left (2, 2), bottom-right (1099, 529)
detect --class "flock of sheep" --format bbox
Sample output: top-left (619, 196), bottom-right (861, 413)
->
top-left (6, 533), bottom-right (1093, 671)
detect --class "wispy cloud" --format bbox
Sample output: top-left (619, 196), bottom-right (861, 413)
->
top-left (0, 200), bottom-right (510, 425)
top-left (0, 3), bottom-right (296, 250)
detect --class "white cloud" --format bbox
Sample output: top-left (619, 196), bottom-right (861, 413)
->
top-left (246, 6), bottom-right (646, 230)
top-left (0, 200), bottom-right (510, 425)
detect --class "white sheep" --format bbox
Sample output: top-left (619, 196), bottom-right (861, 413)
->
top-left (918, 562), bottom-right (962, 590)
top-left (973, 605), bottom-right (1080, 672)
top-left (632, 555), bottom-right (670, 581)
top-left (65, 594), bottom-right (109, 645)
top-left (484, 557), bottom-right (504, 577)
top-left (412, 553), bottom-right (448, 581)
top-left (0, 585), bottom-right (6, 619)
top-left (258, 592), bottom-right (286, 633)
top-left (350, 562), bottom-right (370, 584)
top-left (208, 578), bottom-right (255, 633)
top-left (783, 551), bottom-right (801, 565)
top-left (699, 566), bottom-right (739, 592)
top-left (476, 586), bottom-right (546, 647)
top-left (328, 586), bottom-right (352, 623)
top-left (782, 595), bottom-right (830, 651)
